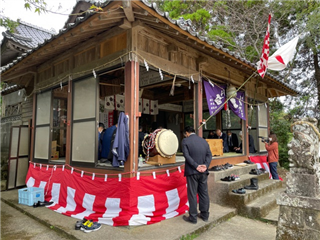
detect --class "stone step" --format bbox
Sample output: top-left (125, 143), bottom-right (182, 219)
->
top-left (208, 172), bottom-right (270, 205)
top-left (209, 164), bottom-right (259, 182)
top-left (228, 179), bottom-right (283, 207)
top-left (261, 206), bottom-right (280, 225)
top-left (239, 187), bottom-right (284, 219)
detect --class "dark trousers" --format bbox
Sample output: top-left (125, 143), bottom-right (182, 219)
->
top-left (186, 174), bottom-right (210, 222)
top-left (269, 162), bottom-right (279, 180)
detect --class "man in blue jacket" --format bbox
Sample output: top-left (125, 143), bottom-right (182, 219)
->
top-left (182, 126), bottom-right (212, 224)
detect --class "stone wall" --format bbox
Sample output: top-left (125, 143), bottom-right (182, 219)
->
top-left (276, 117), bottom-right (320, 240)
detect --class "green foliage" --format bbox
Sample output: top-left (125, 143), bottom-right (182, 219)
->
top-left (208, 26), bottom-right (235, 49)
top-left (24, 0), bottom-right (47, 15)
top-left (180, 233), bottom-right (199, 240)
top-left (0, 17), bottom-right (19, 32)
top-left (269, 100), bottom-right (292, 169)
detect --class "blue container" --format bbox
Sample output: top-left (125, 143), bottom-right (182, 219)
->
top-left (18, 187), bottom-right (44, 206)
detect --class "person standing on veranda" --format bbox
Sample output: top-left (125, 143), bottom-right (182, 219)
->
top-left (182, 126), bottom-right (212, 224)
top-left (265, 133), bottom-right (279, 180)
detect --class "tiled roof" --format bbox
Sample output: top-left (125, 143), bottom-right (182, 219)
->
top-left (140, 0), bottom-right (297, 94)
top-left (2, 20), bottom-right (55, 49)
top-left (1, 0), bottom-right (298, 95)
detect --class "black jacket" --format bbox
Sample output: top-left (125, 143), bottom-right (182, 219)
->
top-left (227, 133), bottom-right (239, 151)
top-left (182, 134), bottom-right (212, 176)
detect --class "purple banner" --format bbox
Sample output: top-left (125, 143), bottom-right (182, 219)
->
top-left (203, 81), bottom-right (226, 116)
top-left (228, 91), bottom-right (246, 120)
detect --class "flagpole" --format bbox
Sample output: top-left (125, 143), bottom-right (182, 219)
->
top-left (198, 70), bottom-right (258, 130)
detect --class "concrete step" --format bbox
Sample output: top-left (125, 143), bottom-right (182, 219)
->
top-left (261, 206), bottom-right (280, 225)
top-left (195, 216), bottom-right (276, 240)
top-left (208, 164), bottom-right (259, 182)
top-left (208, 172), bottom-right (270, 206)
top-left (239, 187), bottom-right (284, 219)
top-left (228, 179), bottom-right (283, 207)
top-left (1, 189), bottom-right (237, 240)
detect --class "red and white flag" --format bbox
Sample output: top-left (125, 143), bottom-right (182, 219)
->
top-left (267, 36), bottom-right (299, 71)
top-left (257, 14), bottom-right (272, 78)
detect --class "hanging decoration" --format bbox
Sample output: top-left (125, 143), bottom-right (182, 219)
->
top-left (169, 75), bottom-right (177, 96)
top-left (159, 68), bottom-right (163, 80)
top-left (144, 59), bottom-right (149, 71)
top-left (203, 81), bottom-right (226, 116)
top-left (25, 163), bottom-right (188, 226)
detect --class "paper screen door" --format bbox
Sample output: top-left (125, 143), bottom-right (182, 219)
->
top-left (7, 125), bottom-right (30, 190)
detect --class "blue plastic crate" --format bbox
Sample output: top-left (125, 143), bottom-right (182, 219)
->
top-left (18, 187), bottom-right (44, 206)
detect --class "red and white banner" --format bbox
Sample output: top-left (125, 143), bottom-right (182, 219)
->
top-left (26, 163), bottom-right (188, 226)
top-left (249, 156), bottom-right (282, 181)
top-left (257, 14), bottom-right (272, 78)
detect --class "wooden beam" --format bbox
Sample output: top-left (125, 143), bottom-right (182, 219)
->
top-left (122, 0), bottom-right (135, 22)
top-left (119, 18), bottom-right (132, 29)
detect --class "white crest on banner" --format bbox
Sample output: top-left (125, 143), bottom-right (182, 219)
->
top-left (40, 164), bottom-right (42, 169)
top-left (230, 98), bottom-right (239, 109)
top-left (178, 166), bottom-right (181, 173)
top-left (118, 174), bottom-right (122, 182)
top-left (81, 171), bottom-right (84, 177)
top-left (71, 167), bottom-right (74, 174)
top-left (137, 172), bottom-right (141, 180)
top-left (166, 169), bottom-right (170, 177)
top-left (46, 165), bottom-right (49, 171)
top-left (153, 172), bottom-right (156, 179)
top-left (62, 165), bottom-right (65, 171)
top-left (104, 174), bottom-right (108, 182)
top-left (92, 173), bottom-right (95, 180)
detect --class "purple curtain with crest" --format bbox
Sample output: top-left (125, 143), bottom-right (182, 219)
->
top-left (203, 81), bottom-right (226, 116)
top-left (228, 91), bottom-right (246, 120)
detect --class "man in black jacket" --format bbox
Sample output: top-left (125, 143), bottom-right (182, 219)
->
top-left (182, 126), bottom-right (212, 224)
top-left (216, 129), bottom-right (229, 153)
top-left (227, 130), bottom-right (239, 152)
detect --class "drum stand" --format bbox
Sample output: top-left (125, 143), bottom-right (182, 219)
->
top-left (147, 154), bottom-right (176, 166)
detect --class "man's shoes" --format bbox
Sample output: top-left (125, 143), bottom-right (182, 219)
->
top-left (232, 188), bottom-right (246, 194)
top-left (183, 215), bottom-right (197, 224)
top-left (244, 160), bottom-right (254, 164)
top-left (209, 166), bottom-right (221, 171)
top-left (224, 163), bottom-right (233, 169)
top-left (33, 200), bottom-right (54, 208)
top-left (197, 213), bottom-right (208, 222)
top-left (220, 176), bottom-right (235, 182)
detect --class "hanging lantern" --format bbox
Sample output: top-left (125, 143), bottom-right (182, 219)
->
top-left (227, 85), bottom-right (237, 98)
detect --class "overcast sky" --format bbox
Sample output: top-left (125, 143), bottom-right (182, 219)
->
top-left (1, 0), bottom-right (76, 36)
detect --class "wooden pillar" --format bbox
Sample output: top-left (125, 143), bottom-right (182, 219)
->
top-left (30, 94), bottom-right (36, 161)
top-left (65, 82), bottom-right (72, 165)
top-left (194, 79), bottom-right (203, 137)
top-left (244, 95), bottom-right (249, 156)
top-left (124, 61), bottom-right (139, 175)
